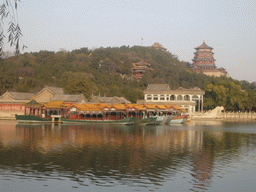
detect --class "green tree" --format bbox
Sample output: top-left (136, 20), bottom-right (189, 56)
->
top-left (64, 77), bottom-right (97, 99)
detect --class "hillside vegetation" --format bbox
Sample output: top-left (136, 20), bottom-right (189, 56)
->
top-left (0, 46), bottom-right (255, 110)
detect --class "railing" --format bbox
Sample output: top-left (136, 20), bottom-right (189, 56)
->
top-left (220, 112), bottom-right (256, 120)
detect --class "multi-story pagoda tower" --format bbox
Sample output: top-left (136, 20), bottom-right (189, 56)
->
top-left (192, 40), bottom-right (216, 71)
top-left (192, 41), bottom-right (228, 77)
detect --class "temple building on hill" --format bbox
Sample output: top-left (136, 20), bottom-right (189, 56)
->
top-left (151, 42), bottom-right (167, 51)
top-left (137, 84), bottom-right (205, 113)
top-left (132, 61), bottom-right (154, 79)
top-left (192, 41), bottom-right (228, 77)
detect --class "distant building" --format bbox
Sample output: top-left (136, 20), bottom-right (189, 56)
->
top-left (132, 61), bottom-right (154, 79)
top-left (192, 41), bottom-right (228, 77)
top-left (137, 84), bottom-right (205, 113)
top-left (90, 93), bottom-right (131, 105)
top-left (151, 42), bottom-right (167, 51)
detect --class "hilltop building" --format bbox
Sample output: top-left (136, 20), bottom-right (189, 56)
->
top-left (132, 61), bottom-right (154, 79)
top-left (137, 84), bottom-right (205, 113)
top-left (151, 43), bottom-right (167, 51)
top-left (192, 41), bottom-right (228, 77)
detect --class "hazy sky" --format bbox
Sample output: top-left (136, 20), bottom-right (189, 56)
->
top-left (13, 0), bottom-right (256, 82)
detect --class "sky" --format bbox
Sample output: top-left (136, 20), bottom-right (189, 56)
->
top-left (7, 0), bottom-right (256, 82)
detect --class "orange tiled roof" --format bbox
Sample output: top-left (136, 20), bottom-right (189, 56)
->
top-left (44, 101), bottom-right (68, 108)
top-left (155, 105), bottom-right (167, 110)
top-left (143, 104), bottom-right (156, 109)
top-left (111, 104), bottom-right (126, 110)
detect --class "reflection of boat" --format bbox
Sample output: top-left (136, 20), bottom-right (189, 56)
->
top-left (62, 117), bottom-right (136, 125)
top-left (15, 115), bottom-right (52, 123)
top-left (170, 115), bottom-right (188, 124)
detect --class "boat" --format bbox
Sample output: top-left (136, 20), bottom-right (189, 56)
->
top-left (61, 117), bottom-right (136, 125)
top-left (15, 114), bottom-right (136, 125)
top-left (169, 115), bottom-right (188, 124)
top-left (160, 115), bottom-right (172, 124)
top-left (136, 116), bottom-right (162, 125)
top-left (15, 114), bottom-right (52, 123)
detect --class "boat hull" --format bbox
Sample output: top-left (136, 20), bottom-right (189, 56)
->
top-left (16, 115), bottom-right (135, 125)
top-left (137, 116), bottom-right (162, 125)
top-left (62, 117), bottom-right (136, 125)
top-left (170, 115), bottom-right (188, 124)
top-left (15, 115), bottom-right (52, 123)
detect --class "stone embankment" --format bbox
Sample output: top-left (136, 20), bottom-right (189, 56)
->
top-left (220, 111), bottom-right (256, 121)
top-left (0, 111), bottom-right (23, 120)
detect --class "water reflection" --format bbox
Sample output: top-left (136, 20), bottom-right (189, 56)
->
top-left (0, 122), bottom-right (255, 191)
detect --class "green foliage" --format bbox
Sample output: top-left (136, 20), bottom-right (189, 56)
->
top-left (64, 77), bottom-right (97, 100)
top-left (204, 78), bottom-right (256, 111)
top-left (0, 45), bottom-right (255, 109)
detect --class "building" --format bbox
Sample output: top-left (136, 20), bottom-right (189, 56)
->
top-left (35, 86), bottom-right (65, 103)
top-left (151, 42), bottom-right (167, 51)
top-left (137, 84), bottom-right (205, 113)
top-left (192, 41), bottom-right (228, 77)
top-left (0, 86), bottom-right (87, 118)
top-left (132, 61), bottom-right (154, 79)
top-left (0, 91), bottom-right (34, 112)
top-left (90, 93), bottom-right (131, 105)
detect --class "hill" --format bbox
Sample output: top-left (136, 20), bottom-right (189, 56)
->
top-left (0, 46), bottom-right (255, 110)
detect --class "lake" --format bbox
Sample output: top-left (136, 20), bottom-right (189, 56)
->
top-left (0, 120), bottom-right (256, 192)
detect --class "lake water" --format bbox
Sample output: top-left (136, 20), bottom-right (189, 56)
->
top-left (0, 120), bottom-right (256, 192)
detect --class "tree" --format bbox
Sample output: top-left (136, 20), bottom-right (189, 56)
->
top-left (0, 0), bottom-right (25, 56)
top-left (64, 77), bottom-right (98, 99)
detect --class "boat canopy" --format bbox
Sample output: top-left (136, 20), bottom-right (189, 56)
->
top-left (23, 96), bottom-right (44, 108)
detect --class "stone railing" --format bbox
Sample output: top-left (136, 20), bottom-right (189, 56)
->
top-left (220, 111), bottom-right (256, 120)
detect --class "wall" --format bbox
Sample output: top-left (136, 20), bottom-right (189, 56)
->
top-left (220, 112), bottom-right (256, 120)
top-left (0, 104), bottom-right (24, 111)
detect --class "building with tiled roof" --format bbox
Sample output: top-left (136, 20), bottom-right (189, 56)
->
top-left (0, 91), bottom-right (34, 103)
top-left (51, 94), bottom-right (87, 104)
top-left (35, 86), bottom-right (64, 103)
top-left (192, 41), bottom-right (228, 77)
top-left (0, 91), bottom-right (35, 112)
top-left (151, 42), bottom-right (167, 51)
top-left (137, 84), bottom-right (205, 113)
top-left (132, 61), bottom-right (154, 79)
top-left (90, 93), bottom-right (131, 105)
top-left (0, 86), bottom-right (87, 118)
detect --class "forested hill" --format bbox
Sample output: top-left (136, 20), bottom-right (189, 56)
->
top-left (0, 46), bottom-right (255, 110)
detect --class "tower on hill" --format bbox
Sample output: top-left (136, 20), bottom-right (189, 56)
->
top-left (192, 41), bottom-right (228, 77)
top-left (132, 61), bottom-right (154, 79)
top-left (151, 43), bottom-right (167, 51)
